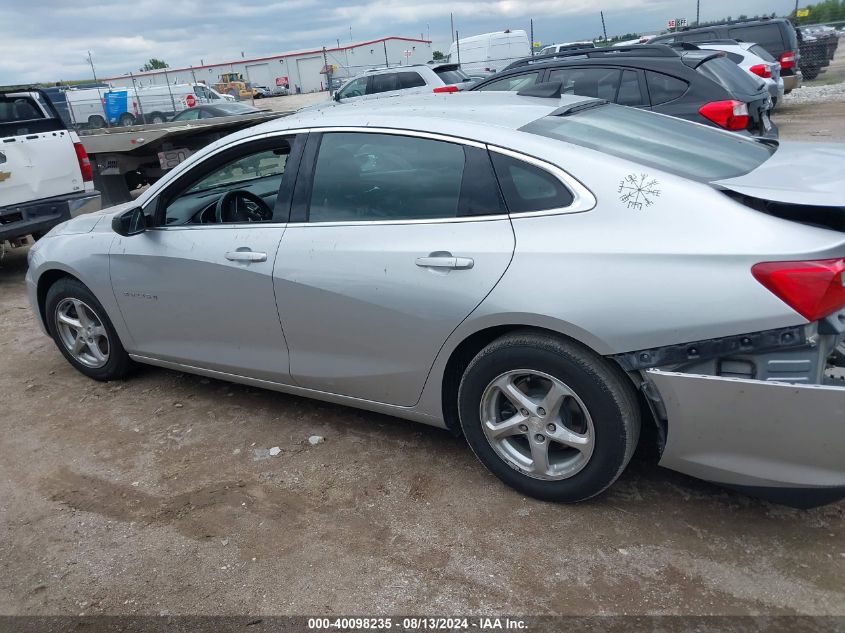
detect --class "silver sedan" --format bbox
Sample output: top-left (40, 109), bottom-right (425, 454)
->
top-left (26, 92), bottom-right (845, 507)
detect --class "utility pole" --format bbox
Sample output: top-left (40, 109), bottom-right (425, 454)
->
top-left (87, 51), bottom-right (108, 128)
top-left (322, 46), bottom-right (332, 93)
top-left (450, 13), bottom-right (455, 42)
top-left (383, 41), bottom-right (389, 68)
top-left (455, 30), bottom-right (461, 65)
top-left (162, 67), bottom-right (177, 113)
top-left (600, 11), bottom-right (608, 42)
top-left (696, 0), bottom-right (701, 25)
top-left (128, 71), bottom-right (146, 123)
top-left (530, 18), bottom-right (535, 56)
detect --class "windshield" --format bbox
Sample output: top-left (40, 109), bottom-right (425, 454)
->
top-left (520, 104), bottom-right (776, 181)
top-left (435, 68), bottom-right (471, 84)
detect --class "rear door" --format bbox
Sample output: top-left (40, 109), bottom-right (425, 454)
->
top-left (274, 130), bottom-right (515, 406)
top-left (546, 67), bottom-right (648, 107)
top-left (0, 92), bottom-right (82, 208)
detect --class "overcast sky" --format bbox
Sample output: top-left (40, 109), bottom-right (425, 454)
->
top-left (1, 0), bottom-right (798, 83)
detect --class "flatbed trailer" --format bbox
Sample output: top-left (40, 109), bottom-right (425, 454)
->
top-left (77, 110), bottom-right (294, 207)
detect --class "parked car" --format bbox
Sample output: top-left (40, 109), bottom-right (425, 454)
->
top-left (473, 45), bottom-right (776, 137)
top-left (539, 42), bottom-right (596, 55)
top-left (798, 27), bottom-right (838, 80)
top-left (682, 40), bottom-right (785, 108)
top-left (26, 91), bottom-right (845, 508)
top-left (649, 18), bottom-right (802, 93)
top-left (170, 102), bottom-right (262, 121)
top-left (320, 64), bottom-right (473, 107)
top-left (0, 88), bottom-right (99, 245)
top-left (253, 85), bottom-right (271, 98)
top-left (447, 29), bottom-right (531, 74)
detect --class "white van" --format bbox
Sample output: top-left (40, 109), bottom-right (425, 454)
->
top-left (447, 30), bottom-right (531, 74)
top-left (66, 83), bottom-right (233, 128)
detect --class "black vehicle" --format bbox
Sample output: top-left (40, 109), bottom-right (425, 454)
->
top-left (170, 102), bottom-right (261, 122)
top-left (648, 18), bottom-right (801, 92)
top-left (472, 45), bottom-right (776, 137)
top-left (798, 27), bottom-right (838, 80)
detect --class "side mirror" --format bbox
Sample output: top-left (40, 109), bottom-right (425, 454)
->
top-left (112, 206), bottom-right (147, 237)
top-left (333, 92), bottom-right (341, 102)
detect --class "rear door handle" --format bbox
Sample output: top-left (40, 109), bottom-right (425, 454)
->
top-left (225, 250), bottom-right (267, 262)
top-left (415, 255), bottom-right (474, 270)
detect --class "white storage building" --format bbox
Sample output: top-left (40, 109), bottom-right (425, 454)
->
top-left (103, 36), bottom-right (433, 93)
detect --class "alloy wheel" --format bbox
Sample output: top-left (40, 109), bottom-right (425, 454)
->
top-left (54, 298), bottom-right (110, 369)
top-left (479, 369), bottom-right (595, 481)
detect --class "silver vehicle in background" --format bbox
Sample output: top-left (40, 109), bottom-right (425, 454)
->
top-left (696, 40), bottom-right (786, 108)
top-left (25, 92), bottom-right (845, 508)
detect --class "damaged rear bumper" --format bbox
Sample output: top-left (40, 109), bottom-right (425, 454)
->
top-left (645, 364), bottom-right (845, 508)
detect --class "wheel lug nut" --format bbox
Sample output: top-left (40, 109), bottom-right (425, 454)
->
top-left (535, 434), bottom-right (545, 443)
top-left (520, 409), bottom-right (529, 417)
top-left (537, 407), bottom-right (546, 416)
top-left (546, 423), bottom-right (556, 432)
top-left (519, 424), bottom-right (528, 432)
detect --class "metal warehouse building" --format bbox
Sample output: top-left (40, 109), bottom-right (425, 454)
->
top-left (104, 36), bottom-right (433, 93)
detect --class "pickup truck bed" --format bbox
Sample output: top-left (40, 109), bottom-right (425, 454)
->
top-left (1, 88), bottom-right (100, 245)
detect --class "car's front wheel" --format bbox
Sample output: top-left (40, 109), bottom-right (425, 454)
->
top-left (45, 277), bottom-right (133, 381)
top-left (458, 332), bottom-right (640, 502)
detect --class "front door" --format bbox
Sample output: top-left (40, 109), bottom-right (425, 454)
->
top-left (110, 134), bottom-right (300, 381)
top-left (274, 130), bottom-right (515, 406)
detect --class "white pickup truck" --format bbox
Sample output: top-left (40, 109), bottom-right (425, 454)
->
top-left (0, 88), bottom-right (100, 246)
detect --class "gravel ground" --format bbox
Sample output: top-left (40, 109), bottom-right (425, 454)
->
top-left (1, 71), bottom-right (844, 621)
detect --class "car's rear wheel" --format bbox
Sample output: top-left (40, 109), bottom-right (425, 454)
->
top-left (148, 112), bottom-right (166, 124)
top-left (45, 278), bottom-right (133, 381)
top-left (458, 332), bottom-right (640, 502)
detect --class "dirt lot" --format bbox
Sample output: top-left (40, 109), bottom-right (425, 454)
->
top-left (1, 93), bottom-right (844, 619)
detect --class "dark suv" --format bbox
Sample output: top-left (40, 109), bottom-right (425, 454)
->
top-left (649, 18), bottom-right (801, 92)
top-left (472, 45), bottom-right (776, 137)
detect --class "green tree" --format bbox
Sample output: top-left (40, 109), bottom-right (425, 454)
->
top-left (432, 50), bottom-right (445, 60)
top-left (140, 58), bottom-right (169, 72)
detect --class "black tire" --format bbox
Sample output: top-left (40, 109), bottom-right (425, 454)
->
top-left (45, 277), bottom-right (133, 381)
top-left (118, 113), bottom-right (135, 127)
top-left (802, 67), bottom-right (820, 80)
top-left (148, 112), bottom-right (167, 124)
top-left (458, 331), bottom-right (640, 502)
top-left (87, 115), bottom-right (106, 129)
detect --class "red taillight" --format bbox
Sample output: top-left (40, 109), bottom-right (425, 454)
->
top-left (73, 142), bottom-right (93, 182)
top-left (752, 259), bottom-right (845, 322)
top-left (433, 85), bottom-right (460, 93)
top-left (698, 100), bottom-right (750, 131)
top-left (779, 51), bottom-right (796, 70)
top-left (749, 63), bottom-right (772, 79)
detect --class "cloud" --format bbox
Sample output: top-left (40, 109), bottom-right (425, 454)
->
top-left (0, 0), bottom-right (797, 83)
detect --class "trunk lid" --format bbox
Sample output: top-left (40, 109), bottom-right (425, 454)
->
top-left (713, 142), bottom-right (845, 207)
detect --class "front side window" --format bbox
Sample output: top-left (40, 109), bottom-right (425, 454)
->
top-left (475, 72), bottom-right (539, 92)
top-left (369, 73), bottom-right (401, 94)
top-left (173, 109), bottom-right (200, 121)
top-left (308, 133), bottom-right (469, 222)
top-left (491, 153), bottom-right (574, 213)
top-left (162, 140), bottom-right (290, 225)
top-left (338, 77), bottom-right (368, 99)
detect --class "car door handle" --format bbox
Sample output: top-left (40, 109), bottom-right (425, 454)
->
top-left (225, 250), bottom-right (267, 262)
top-left (415, 255), bottom-right (474, 270)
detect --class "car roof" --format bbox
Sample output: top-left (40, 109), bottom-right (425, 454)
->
top-left (251, 91), bottom-right (595, 140)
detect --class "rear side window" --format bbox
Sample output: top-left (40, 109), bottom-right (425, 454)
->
top-left (748, 44), bottom-right (776, 62)
top-left (398, 72), bottom-right (426, 89)
top-left (617, 70), bottom-right (645, 106)
top-left (491, 153), bottom-right (574, 213)
top-left (369, 73), bottom-right (400, 94)
top-left (308, 133), bottom-right (504, 222)
top-left (434, 67), bottom-right (470, 85)
top-left (728, 24), bottom-right (784, 53)
top-left (0, 96), bottom-right (44, 122)
top-left (645, 71), bottom-right (688, 105)
top-left (676, 30), bottom-right (716, 42)
top-left (338, 76), bottom-right (368, 99)
top-left (722, 51), bottom-right (745, 64)
top-left (475, 72), bottom-right (539, 92)
top-left (547, 67), bottom-right (623, 101)
top-left (697, 57), bottom-right (764, 94)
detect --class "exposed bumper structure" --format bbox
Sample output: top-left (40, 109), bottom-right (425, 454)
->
top-left (647, 367), bottom-right (845, 508)
top-left (0, 190), bottom-right (100, 243)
